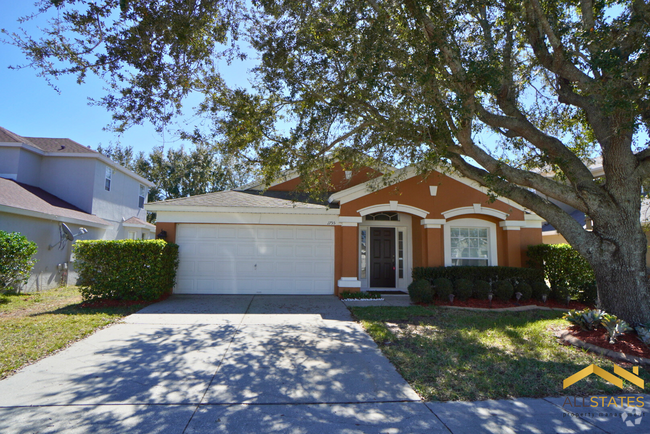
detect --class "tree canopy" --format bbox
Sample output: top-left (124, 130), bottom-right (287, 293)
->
top-left (97, 142), bottom-right (239, 217)
top-left (5, 0), bottom-right (650, 321)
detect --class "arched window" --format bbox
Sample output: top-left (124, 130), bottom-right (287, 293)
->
top-left (365, 212), bottom-right (399, 221)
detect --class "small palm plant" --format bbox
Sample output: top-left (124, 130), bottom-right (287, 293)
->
top-left (601, 314), bottom-right (632, 344)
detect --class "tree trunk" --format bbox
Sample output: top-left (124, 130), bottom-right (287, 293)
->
top-left (588, 218), bottom-right (650, 324)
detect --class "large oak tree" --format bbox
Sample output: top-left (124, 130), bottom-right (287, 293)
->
top-left (5, 0), bottom-right (650, 321)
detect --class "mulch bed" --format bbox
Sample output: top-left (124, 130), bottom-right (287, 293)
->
top-left (564, 326), bottom-right (650, 359)
top-left (431, 297), bottom-right (590, 310)
top-left (81, 292), bottom-right (171, 309)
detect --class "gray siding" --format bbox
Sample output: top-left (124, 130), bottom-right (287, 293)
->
top-left (0, 147), bottom-right (20, 179)
top-left (0, 212), bottom-right (106, 292)
top-left (38, 157), bottom-right (96, 213)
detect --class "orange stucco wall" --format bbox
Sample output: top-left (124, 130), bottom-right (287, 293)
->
top-left (339, 172), bottom-right (535, 270)
top-left (269, 162), bottom-right (381, 193)
top-left (155, 222), bottom-right (177, 243)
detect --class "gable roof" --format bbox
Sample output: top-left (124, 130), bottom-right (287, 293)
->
top-left (0, 126), bottom-right (154, 187)
top-left (25, 137), bottom-right (97, 154)
top-left (0, 178), bottom-right (110, 227)
top-left (149, 190), bottom-right (328, 208)
top-left (328, 166), bottom-right (528, 212)
top-left (123, 216), bottom-right (156, 230)
top-left (146, 190), bottom-right (335, 214)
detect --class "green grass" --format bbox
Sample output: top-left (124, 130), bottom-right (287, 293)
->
top-left (0, 287), bottom-right (149, 380)
top-left (350, 305), bottom-right (650, 401)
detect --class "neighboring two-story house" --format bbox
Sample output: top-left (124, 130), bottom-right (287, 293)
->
top-left (0, 126), bottom-right (155, 291)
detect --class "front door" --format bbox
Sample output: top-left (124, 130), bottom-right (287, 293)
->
top-left (369, 228), bottom-right (396, 287)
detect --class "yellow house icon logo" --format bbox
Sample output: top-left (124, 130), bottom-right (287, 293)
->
top-left (563, 365), bottom-right (644, 389)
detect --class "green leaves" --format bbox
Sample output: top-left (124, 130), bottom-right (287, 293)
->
top-left (73, 239), bottom-right (178, 301)
top-left (527, 244), bottom-right (596, 302)
top-left (0, 231), bottom-right (38, 293)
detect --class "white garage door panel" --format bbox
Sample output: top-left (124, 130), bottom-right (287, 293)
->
top-left (175, 224), bottom-right (334, 294)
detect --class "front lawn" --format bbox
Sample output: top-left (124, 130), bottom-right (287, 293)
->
top-left (0, 286), bottom-right (149, 380)
top-left (350, 305), bottom-right (649, 401)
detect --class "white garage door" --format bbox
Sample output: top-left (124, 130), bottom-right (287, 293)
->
top-left (175, 224), bottom-right (335, 294)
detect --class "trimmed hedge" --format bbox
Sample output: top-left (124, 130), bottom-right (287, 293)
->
top-left (433, 277), bottom-right (453, 300)
top-left (73, 240), bottom-right (179, 301)
top-left (412, 266), bottom-right (543, 285)
top-left (408, 279), bottom-right (434, 303)
top-left (454, 279), bottom-right (473, 301)
top-left (473, 280), bottom-right (492, 300)
top-left (527, 244), bottom-right (595, 302)
top-left (0, 231), bottom-right (38, 293)
top-left (494, 281), bottom-right (514, 301)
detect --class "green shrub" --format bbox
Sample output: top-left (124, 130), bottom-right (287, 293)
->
top-left (0, 231), bottom-right (38, 293)
top-left (552, 285), bottom-right (571, 302)
top-left (413, 266), bottom-right (543, 285)
top-left (454, 279), bottom-right (473, 301)
top-left (433, 277), bottom-right (453, 300)
top-left (73, 240), bottom-right (179, 301)
top-left (514, 282), bottom-right (532, 301)
top-left (493, 281), bottom-right (514, 301)
top-left (563, 308), bottom-right (604, 331)
top-left (473, 280), bottom-right (491, 300)
top-left (531, 281), bottom-right (550, 301)
top-left (527, 244), bottom-right (595, 300)
top-left (407, 280), bottom-right (434, 303)
top-left (578, 281), bottom-right (598, 305)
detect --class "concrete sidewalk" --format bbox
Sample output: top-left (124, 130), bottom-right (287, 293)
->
top-left (0, 295), bottom-right (647, 433)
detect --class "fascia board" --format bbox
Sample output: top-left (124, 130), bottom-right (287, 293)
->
top-left (155, 210), bottom-right (340, 226)
top-left (123, 222), bottom-right (155, 229)
top-left (0, 205), bottom-right (111, 228)
top-left (145, 204), bottom-right (340, 215)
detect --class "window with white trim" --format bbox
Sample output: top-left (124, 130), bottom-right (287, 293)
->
top-left (450, 227), bottom-right (489, 266)
top-left (138, 184), bottom-right (146, 208)
top-left (105, 167), bottom-right (113, 191)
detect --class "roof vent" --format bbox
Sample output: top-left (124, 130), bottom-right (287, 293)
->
top-left (59, 145), bottom-right (66, 150)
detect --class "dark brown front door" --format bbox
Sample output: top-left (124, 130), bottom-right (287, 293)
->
top-left (370, 228), bottom-right (396, 288)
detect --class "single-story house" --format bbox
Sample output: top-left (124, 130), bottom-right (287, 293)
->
top-left (146, 164), bottom-right (544, 295)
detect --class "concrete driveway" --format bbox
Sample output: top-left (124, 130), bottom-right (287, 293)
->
top-left (0, 295), bottom-right (447, 433)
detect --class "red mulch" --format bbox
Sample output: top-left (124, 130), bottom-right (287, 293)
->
top-left (565, 326), bottom-right (650, 359)
top-left (81, 292), bottom-right (171, 309)
top-left (431, 297), bottom-right (590, 310)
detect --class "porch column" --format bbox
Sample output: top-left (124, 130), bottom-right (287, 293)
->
top-left (421, 219), bottom-right (446, 267)
top-left (500, 222), bottom-right (522, 267)
top-left (337, 217), bottom-right (362, 293)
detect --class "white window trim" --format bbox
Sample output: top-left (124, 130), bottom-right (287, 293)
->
top-left (359, 213), bottom-right (413, 290)
top-left (138, 184), bottom-right (146, 208)
top-left (105, 167), bottom-right (113, 191)
top-left (443, 218), bottom-right (498, 266)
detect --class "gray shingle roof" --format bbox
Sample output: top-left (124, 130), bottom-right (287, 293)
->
top-left (151, 190), bottom-right (328, 209)
top-left (0, 126), bottom-right (97, 154)
top-left (0, 178), bottom-right (109, 226)
top-left (123, 216), bottom-right (155, 228)
top-left (25, 137), bottom-right (97, 154)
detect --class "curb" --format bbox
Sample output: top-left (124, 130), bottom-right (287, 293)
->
top-left (555, 329), bottom-right (650, 366)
